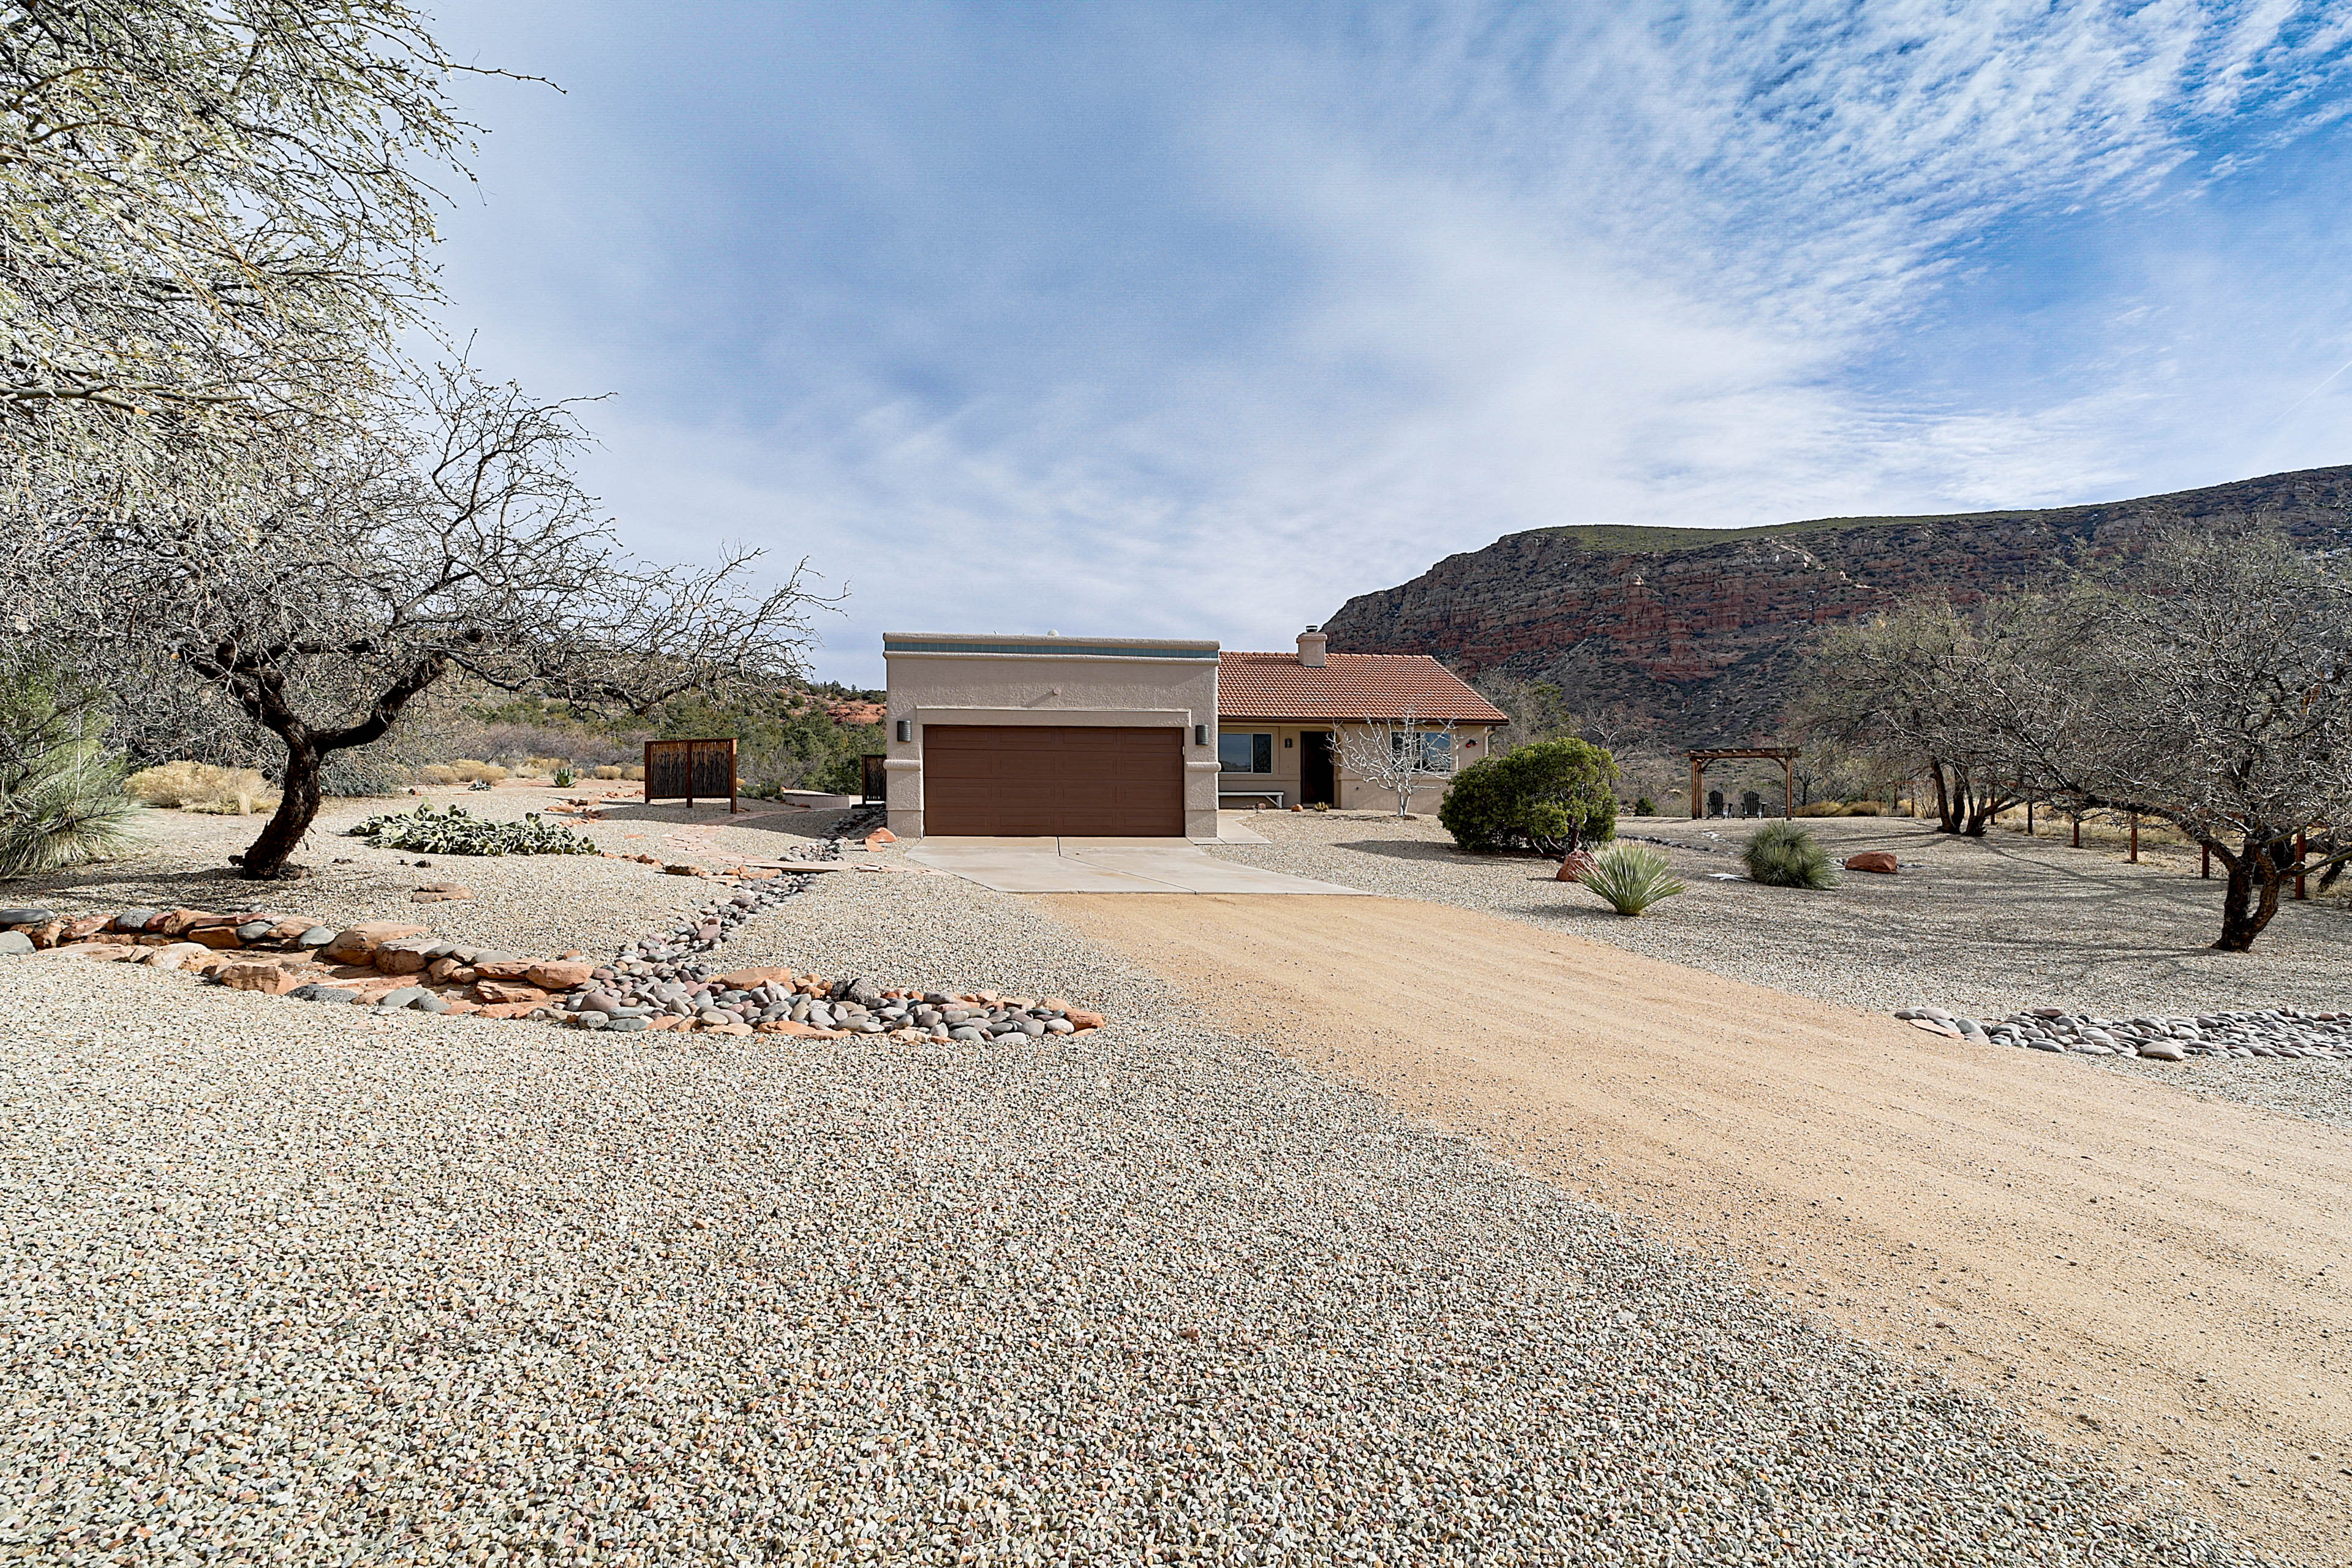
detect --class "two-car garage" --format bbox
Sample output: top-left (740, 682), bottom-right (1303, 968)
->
top-left (918, 725), bottom-right (1185, 837)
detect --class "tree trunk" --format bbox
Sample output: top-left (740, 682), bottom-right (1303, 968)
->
top-left (1928, 760), bottom-right (1961, 834)
top-left (2212, 840), bottom-right (2286, 952)
top-left (239, 734), bottom-right (325, 878)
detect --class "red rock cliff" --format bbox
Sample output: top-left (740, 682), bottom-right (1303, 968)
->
top-left (1321, 466), bottom-right (2352, 748)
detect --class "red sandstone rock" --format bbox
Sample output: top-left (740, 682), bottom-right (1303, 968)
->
top-left (187, 925), bottom-right (244, 950)
top-left (322, 922), bottom-right (427, 964)
top-left (1063, 1009), bottom-right (1106, 1031)
top-left (154, 908), bottom-right (228, 937)
top-left (1556, 851), bottom-right (1600, 883)
top-left (1845, 851), bottom-right (1899, 874)
top-left (473, 979), bottom-right (549, 1005)
top-left (216, 960), bottom-right (310, 995)
top-left (526, 959), bottom-right (593, 990)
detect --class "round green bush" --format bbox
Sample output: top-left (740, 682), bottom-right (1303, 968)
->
top-left (1439, 738), bottom-right (1619, 855)
top-left (1742, 821), bottom-right (1838, 889)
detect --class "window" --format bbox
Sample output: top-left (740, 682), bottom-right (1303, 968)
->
top-left (1392, 731), bottom-right (1455, 771)
top-left (1219, 732), bottom-right (1273, 773)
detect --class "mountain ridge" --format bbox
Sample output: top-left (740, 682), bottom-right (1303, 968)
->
top-left (1321, 464), bottom-right (2352, 752)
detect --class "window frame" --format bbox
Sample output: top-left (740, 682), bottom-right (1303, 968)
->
top-left (1219, 731), bottom-right (1275, 774)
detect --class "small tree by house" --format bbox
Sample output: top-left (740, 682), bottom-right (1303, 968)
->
top-left (1336, 710), bottom-right (1459, 817)
top-left (20, 365), bottom-right (834, 879)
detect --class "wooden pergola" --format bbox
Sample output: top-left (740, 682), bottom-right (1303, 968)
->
top-left (1687, 747), bottom-right (1800, 820)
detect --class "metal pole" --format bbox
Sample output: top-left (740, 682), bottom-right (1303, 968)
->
top-left (1783, 756), bottom-right (1792, 820)
top-left (2071, 815), bottom-right (2080, 849)
top-left (2027, 796), bottom-right (2034, 837)
top-left (2128, 813), bottom-right (2138, 862)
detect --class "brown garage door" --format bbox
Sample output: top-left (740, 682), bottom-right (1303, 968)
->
top-left (922, 725), bottom-right (1184, 837)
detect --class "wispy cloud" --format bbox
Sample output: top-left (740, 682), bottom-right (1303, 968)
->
top-left (433, 1), bottom-right (2352, 681)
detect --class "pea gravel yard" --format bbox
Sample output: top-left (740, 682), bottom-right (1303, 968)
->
top-left (0, 838), bottom-right (2274, 1564)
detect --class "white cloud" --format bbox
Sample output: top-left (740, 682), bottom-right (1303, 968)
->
top-left (432, 2), bottom-right (2352, 684)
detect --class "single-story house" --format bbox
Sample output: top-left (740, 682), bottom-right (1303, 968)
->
top-left (881, 627), bottom-right (1505, 839)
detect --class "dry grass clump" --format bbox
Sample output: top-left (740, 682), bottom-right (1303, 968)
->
top-left (417, 759), bottom-right (510, 786)
top-left (123, 760), bottom-right (276, 815)
top-left (590, 764), bottom-right (643, 780)
top-left (1795, 799), bottom-right (1888, 818)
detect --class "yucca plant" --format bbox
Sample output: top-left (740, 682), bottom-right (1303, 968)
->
top-left (0, 670), bottom-right (140, 879)
top-left (1743, 821), bottom-right (1839, 889)
top-left (1578, 841), bottom-right (1686, 916)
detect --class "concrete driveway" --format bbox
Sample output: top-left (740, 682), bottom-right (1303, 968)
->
top-left (907, 837), bottom-right (1366, 894)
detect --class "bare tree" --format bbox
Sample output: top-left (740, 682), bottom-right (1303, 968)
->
top-left (1800, 599), bottom-right (2024, 835)
top-left (0, 0), bottom-right (499, 432)
top-left (1988, 529), bottom-right (2352, 951)
top-left (1338, 710), bottom-right (1459, 817)
top-left (19, 365), bottom-right (835, 878)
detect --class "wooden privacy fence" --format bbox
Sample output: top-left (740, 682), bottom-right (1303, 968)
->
top-left (861, 753), bottom-right (888, 805)
top-left (643, 737), bottom-right (741, 812)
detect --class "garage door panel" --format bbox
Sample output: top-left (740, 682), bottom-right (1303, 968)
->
top-left (924, 725), bottom-right (1183, 836)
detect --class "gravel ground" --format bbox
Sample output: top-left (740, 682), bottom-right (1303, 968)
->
top-left (0, 867), bottom-right (2262, 1565)
top-left (17, 786), bottom-right (856, 963)
top-left (1210, 811), bottom-right (2352, 1129)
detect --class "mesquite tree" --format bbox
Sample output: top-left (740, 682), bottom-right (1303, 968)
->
top-left (0, 0), bottom-right (487, 431)
top-left (1988, 530), bottom-right (2352, 951)
top-left (1800, 599), bottom-right (2024, 835)
top-left (23, 366), bottom-right (832, 878)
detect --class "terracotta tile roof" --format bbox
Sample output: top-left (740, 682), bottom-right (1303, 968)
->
top-left (1217, 652), bottom-right (1509, 723)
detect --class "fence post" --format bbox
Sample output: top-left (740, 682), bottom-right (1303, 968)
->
top-left (2071, 815), bottom-right (2080, 849)
top-left (2296, 828), bottom-right (2308, 900)
top-left (2128, 813), bottom-right (2138, 862)
top-left (2201, 842), bottom-right (2211, 879)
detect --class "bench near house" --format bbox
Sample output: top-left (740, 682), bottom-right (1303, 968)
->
top-left (881, 627), bottom-right (1503, 839)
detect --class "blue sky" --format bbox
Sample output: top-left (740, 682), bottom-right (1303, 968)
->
top-left (432, 1), bottom-right (2352, 686)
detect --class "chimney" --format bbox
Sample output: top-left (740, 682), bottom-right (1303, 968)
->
top-left (1298, 625), bottom-right (1327, 667)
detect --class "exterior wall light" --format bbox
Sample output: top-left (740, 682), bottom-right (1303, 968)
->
top-left (894, 719), bottom-right (911, 743)
top-left (1194, 723), bottom-right (1208, 746)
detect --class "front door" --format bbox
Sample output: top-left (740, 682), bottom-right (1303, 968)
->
top-left (1301, 730), bottom-right (1336, 806)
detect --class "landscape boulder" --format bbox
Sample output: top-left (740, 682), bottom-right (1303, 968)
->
top-left (1555, 850), bottom-right (1600, 883)
top-left (322, 923), bottom-right (428, 964)
top-left (1845, 851), bottom-right (1900, 875)
top-left (187, 925), bottom-right (246, 950)
top-left (473, 979), bottom-right (548, 1005)
top-left (469, 953), bottom-right (533, 981)
top-left (409, 883), bottom-right (473, 903)
top-left (526, 958), bottom-right (594, 990)
top-left (216, 960), bottom-right (313, 995)
top-left (0, 931), bottom-right (32, 956)
top-left (372, 935), bottom-right (444, 975)
top-left (0, 906), bottom-right (56, 927)
top-left (142, 943), bottom-right (219, 972)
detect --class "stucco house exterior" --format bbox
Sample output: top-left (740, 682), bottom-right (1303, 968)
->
top-left (880, 627), bottom-right (1502, 839)
top-left (1215, 628), bottom-right (1507, 815)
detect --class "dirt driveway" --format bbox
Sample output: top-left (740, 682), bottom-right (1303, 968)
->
top-left (1045, 892), bottom-right (2352, 1559)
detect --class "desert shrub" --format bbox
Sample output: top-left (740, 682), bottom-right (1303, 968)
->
top-left (124, 760), bottom-right (276, 814)
top-left (1439, 738), bottom-right (1618, 854)
top-left (1743, 821), bottom-right (1838, 888)
top-left (1632, 795), bottom-right (1656, 816)
top-left (1840, 801), bottom-right (1883, 816)
top-left (522, 755), bottom-right (569, 775)
top-left (1578, 842), bottom-right (1685, 915)
top-left (347, 804), bottom-right (597, 856)
top-left (590, 764), bottom-right (627, 780)
top-left (1792, 800), bottom-right (1845, 817)
top-left (0, 675), bottom-right (139, 879)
